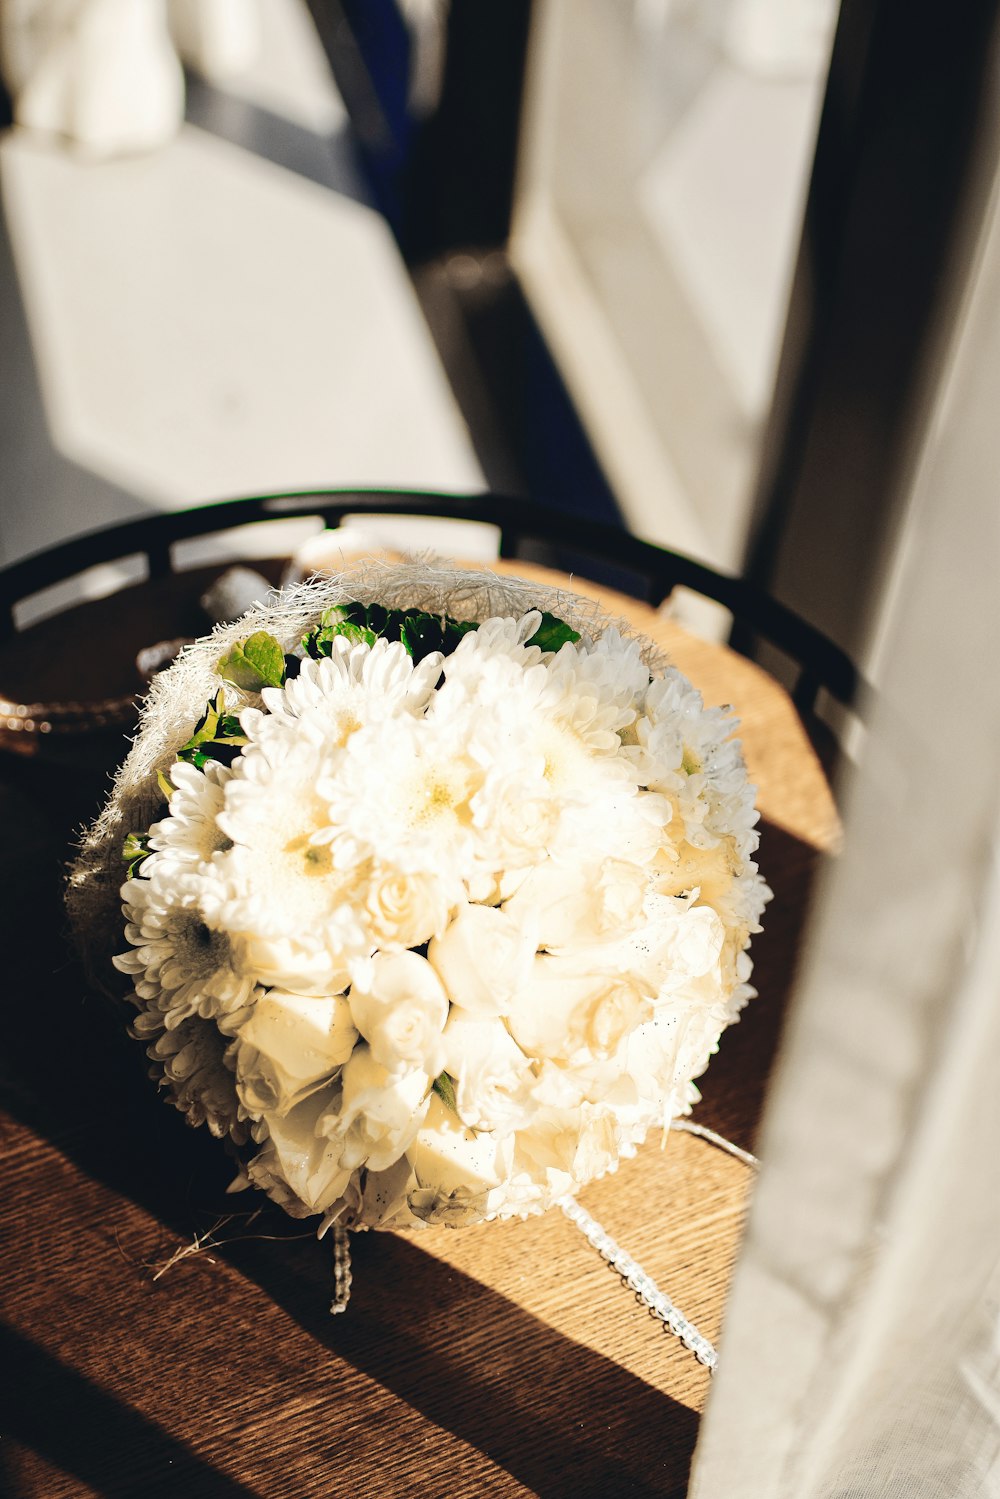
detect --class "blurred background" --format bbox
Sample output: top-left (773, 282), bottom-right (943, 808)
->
top-left (1, 0), bottom-right (997, 680)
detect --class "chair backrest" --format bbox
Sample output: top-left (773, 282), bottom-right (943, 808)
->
top-left (0, 488), bottom-right (863, 744)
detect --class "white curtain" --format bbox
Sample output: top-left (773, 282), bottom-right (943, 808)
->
top-left (689, 116), bottom-right (1000, 1499)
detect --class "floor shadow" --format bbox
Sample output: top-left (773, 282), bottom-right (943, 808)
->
top-left (0, 760), bottom-right (240, 1240)
top-left (223, 1227), bottom-right (698, 1499)
top-left (0, 1324), bottom-right (262, 1499)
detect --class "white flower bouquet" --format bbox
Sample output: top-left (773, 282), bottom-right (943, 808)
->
top-left (68, 564), bottom-right (768, 1237)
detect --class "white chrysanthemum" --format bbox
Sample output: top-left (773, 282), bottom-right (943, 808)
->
top-left (545, 630), bottom-right (647, 739)
top-left (586, 626), bottom-right (652, 702)
top-left (319, 713), bottom-right (483, 881)
top-left (145, 759), bottom-right (232, 874)
top-left (633, 669), bottom-right (759, 856)
top-left (114, 872), bottom-right (258, 1027)
top-left (446, 656), bottom-right (656, 868)
top-left (437, 611), bottom-right (545, 695)
top-left (212, 735), bottom-right (369, 994)
top-left (131, 1007), bottom-right (247, 1142)
top-left (248, 636), bottom-right (442, 751)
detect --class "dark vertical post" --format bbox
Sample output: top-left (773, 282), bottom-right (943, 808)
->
top-left (737, 0), bottom-right (1000, 665)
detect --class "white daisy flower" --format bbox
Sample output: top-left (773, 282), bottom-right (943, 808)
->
top-left (131, 1007), bottom-right (247, 1143)
top-left (114, 872), bottom-right (258, 1027)
top-left (319, 713), bottom-right (483, 881)
top-left (249, 635), bottom-right (442, 751)
top-left (213, 735), bottom-right (370, 994)
top-left (145, 759), bottom-right (232, 875)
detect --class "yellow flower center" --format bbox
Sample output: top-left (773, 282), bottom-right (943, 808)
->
top-left (407, 765), bottom-right (470, 826)
top-left (284, 831), bottom-right (334, 876)
top-left (681, 747), bottom-right (702, 776)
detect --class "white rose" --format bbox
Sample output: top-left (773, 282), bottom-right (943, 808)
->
top-left (232, 989), bottom-right (358, 1119)
top-left (506, 954), bottom-right (651, 1062)
top-left (407, 1093), bottom-right (509, 1200)
top-left (624, 1009), bottom-right (691, 1103)
top-left (427, 902), bottom-right (536, 1018)
top-left (349, 950), bottom-right (449, 1075)
top-left (573, 1103), bottom-right (626, 1182)
top-left (470, 766), bottom-right (560, 867)
top-left (511, 1102), bottom-right (622, 1194)
top-left (354, 1156), bottom-right (419, 1229)
top-left (441, 1012), bottom-right (535, 1133)
top-left (509, 1107), bottom-right (580, 1191)
top-left (322, 1044), bottom-right (429, 1172)
top-left (247, 1088), bottom-right (352, 1215)
top-left (365, 867), bottom-right (454, 949)
top-left (503, 857), bottom-right (648, 949)
top-left (594, 897), bottom-right (726, 999)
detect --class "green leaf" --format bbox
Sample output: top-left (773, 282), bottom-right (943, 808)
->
top-left (176, 691), bottom-right (248, 770)
top-left (399, 613), bottom-right (445, 661)
top-left (242, 631), bottom-right (286, 687)
top-left (332, 619), bottom-right (378, 649)
top-left (156, 768), bottom-right (176, 801)
top-left (432, 1072), bottom-right (459, 1115)
top-left (302, 604), bottom-right (377, 658)
top-left (526, 612), bottom-right (580, 653)
top-left (218, 630), bottom-right (286, 691)
top-left (301, 601), bottom-right (479, 663)
top-left (122, 831), bottom-right (152, 879)
top-left (399, 611), bottom-right (477, 662)
top-left (217, 715), bottom-right (249, 744)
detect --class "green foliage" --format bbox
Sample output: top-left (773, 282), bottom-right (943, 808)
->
top-left (525, 612), bottom-right (581, 652)
top-left (432, 1072), bottom-right (459, 1115)
top-left (176, 691), bottom-right (249, 770)
top-left (301, 601), bottom-right (476, 663)
top-left (301, 601), bottom-right (579, 664)
top-left (122, 831), bottom-right (152, 879)
top-left (399, 612), bottom-right (477, 663)
top-left (217, 631), bottom-right (287, 691)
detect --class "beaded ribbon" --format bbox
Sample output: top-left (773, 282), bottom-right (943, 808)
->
top-left (328, 1120), bottom-right (759, 1369)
